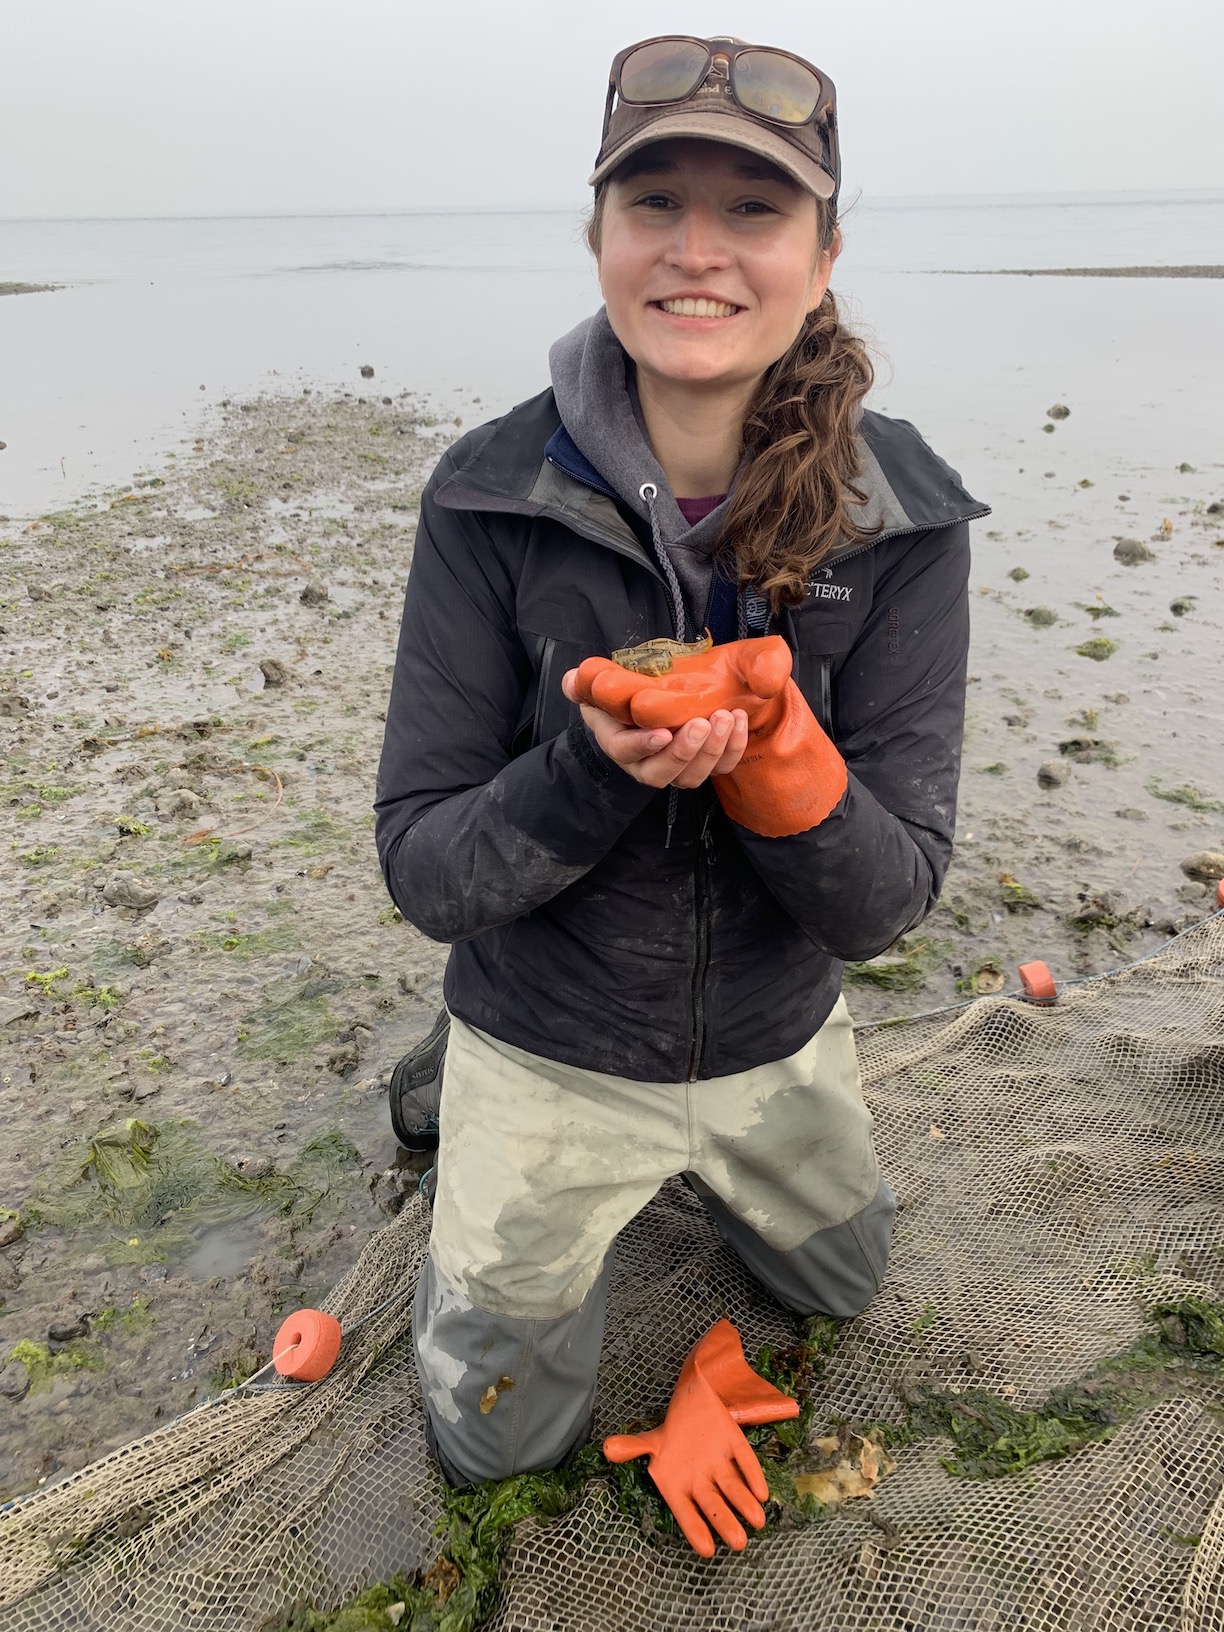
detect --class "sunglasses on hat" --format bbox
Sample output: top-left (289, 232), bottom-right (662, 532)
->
top-left (595, 36), bottom-right (840, 207)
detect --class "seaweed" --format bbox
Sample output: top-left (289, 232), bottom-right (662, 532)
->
top-left (1075, 636), bottom-right (1118, 661)
top-left (844, 934), bottom-right (945, 993)
top-left (884, 1294), bottom-right (1224, 1480)
top-left (1146, 777), bottom-right (1224, 815)
top-left (7, 1337), bottom-right (104, 1393)
top-left (26, 1118), bottom-right (359, 1254)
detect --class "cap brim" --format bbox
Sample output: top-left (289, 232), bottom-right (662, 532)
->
top-left (588, 109), bottom-right (835, 199)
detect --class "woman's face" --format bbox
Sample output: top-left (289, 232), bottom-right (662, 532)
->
top-left (597, 138), bottom-right (837, 394)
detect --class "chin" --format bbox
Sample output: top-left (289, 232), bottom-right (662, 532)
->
top-left (640, 345), bottom-right (746, 387)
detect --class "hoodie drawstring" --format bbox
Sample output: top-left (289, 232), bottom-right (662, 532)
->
top-left (639, 482), bottom-right (684, 849)
top-left (639, 483), bottom-right (688, 643)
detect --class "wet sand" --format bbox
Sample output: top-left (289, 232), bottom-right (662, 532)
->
top-left (0, 390), bottom-right (1222, 1496)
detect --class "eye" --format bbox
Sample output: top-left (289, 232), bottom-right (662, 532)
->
top-left (734, 197), bottom-right (779, 216)
top-left (633, 190), bottom-right (677, 211)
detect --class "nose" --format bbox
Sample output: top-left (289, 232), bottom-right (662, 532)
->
top-left (663, 201), bottom-right (733, 276)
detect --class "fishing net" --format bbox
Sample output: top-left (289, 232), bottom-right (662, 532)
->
top-left (3, 915), bottom-right (1224, 1632)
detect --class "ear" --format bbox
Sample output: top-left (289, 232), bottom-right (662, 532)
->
top-left (807, 225), bottom-right (841, 313)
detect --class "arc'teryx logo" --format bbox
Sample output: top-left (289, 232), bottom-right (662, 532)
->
top-left (806, 566), bottom-right (853, 603)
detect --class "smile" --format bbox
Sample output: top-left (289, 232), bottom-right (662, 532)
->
top-left (654, 298), bottom-right (742, 319)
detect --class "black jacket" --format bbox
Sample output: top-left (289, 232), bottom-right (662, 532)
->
top-left (375, 389), bottom-right (989, 1081)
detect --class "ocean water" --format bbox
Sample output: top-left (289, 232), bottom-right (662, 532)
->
top-left (1, 191), bottom-right (1222, 517)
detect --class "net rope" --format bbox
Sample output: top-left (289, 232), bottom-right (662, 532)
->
top-left (3, 915), bottom-right (1224, 1631)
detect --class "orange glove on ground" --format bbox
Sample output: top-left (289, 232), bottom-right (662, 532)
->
top-left (602, 1320), bottom-right (799, 1558)
top-left (572, 636), bottom-right (847, 838)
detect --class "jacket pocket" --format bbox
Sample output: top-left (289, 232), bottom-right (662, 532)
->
top-left (790, 617), bottom-right (852, 740)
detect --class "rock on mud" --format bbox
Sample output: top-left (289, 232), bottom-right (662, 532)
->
top-left (102, 875), bottom-right (160, 911)
top-left (1046, 403), bottom-right (1071, 420)
top-left (47, 1309), bottom-right (90, 1342)
top-left (259, 658), bottom-right (292, 688)
top-left (0, 1362), bottom-right (29, 1401)
top-left (1113, 538), bottom-right (1155, 566)
top-left (360, 364), bottom-right (375, 379)
top-left (300, 582), bottom-right (329, 607)
top-left (1037, 760), bottom-right (1071, 789)
top-left (1181, 852), bottom-right (1224, 883)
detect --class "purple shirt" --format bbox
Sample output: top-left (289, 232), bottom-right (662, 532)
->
top-left (675, 494), bottom-right (726, 527)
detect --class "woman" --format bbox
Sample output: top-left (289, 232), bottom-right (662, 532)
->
top-left (375, 33), bottom-right (987, 1506)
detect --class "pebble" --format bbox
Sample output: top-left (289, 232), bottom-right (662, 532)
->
top-left (102, 875), bottom-right (160, 911)
top-left (1113, 538), bottom-right (1155, 566)
top-left (1169, 597), bottom-right (1196, 617)
top-left (1047, 403), bottom-right (1071, 420)
top-left (359, 364), bottom-right (375, 379)
top-left (1037, 760), bottom-right (1070, 789)
top-left (300, 582), bottom-right (329, 606)
top-left (1181, 852), bottom-right (1224, 883)
top-left (0, 1362), bottom-right (29, 1401)
top-left (1025, 607), bottom-right (1058, 627)
top-left (47, 1310), bottom-right (89, 1342)
top-left (259, 658), bottom-right (291, 688)
top-left (0, 1213), bottom-right (24, 1247)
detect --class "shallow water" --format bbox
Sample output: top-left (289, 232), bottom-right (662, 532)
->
top-left (1, 190), bottom-right (1222, 518)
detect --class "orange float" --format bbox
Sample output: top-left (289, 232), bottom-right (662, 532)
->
top-left (272, 1308), bottom-right (343, 1381)
top-left (1018, 960), bottom-right (1058, 1004)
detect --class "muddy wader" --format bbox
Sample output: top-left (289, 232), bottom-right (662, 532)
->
top-left (413, 1000), bottom-right (895, 1484)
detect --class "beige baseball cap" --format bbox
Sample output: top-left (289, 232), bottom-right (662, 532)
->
top-left (589, 36), bottom-right (839, 206)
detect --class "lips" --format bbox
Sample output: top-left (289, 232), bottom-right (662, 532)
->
top-left (654, 297), bottom-right (742, 319)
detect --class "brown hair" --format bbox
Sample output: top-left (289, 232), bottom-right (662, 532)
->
top-left (587, 164), bottom-right (879, 608)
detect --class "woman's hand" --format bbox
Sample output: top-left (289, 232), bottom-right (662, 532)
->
top-left (562, 669), bottom-right (749, 789)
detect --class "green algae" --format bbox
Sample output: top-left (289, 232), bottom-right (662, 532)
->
top-left (889, 1294), bottom-right (1224, 1479)
top-left (1146, 777), bottom-right (1224, 815)
top-left (193, 924), bottom-right (301, 957)
top-left (238, 976), bottom-right (338, 1061)
top-left (1075, 636), bottom-right (1119, 661)
top-left (844, 934), bottom-right (944, 993)
top-left (271, 806), bottom-right (349, 855)
top-left (7, 1338), bottom-right (104, 1393)
top-left (26, 1118), bottom-right (360, 1261)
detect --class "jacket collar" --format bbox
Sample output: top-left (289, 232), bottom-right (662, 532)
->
top-left (433, 387), bottom-right (989, 568)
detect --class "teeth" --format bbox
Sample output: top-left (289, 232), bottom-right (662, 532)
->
top-left (659, 298), bottom-right (738, 318)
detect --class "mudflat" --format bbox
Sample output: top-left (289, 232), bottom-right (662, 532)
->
top-left (0, 391), bottom-right (1221, 1496)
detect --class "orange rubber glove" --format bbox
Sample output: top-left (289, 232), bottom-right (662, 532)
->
top-left (602, 1320), bottom-right (799, 1558)
top-left (572, 636), bottom-right (847, 838)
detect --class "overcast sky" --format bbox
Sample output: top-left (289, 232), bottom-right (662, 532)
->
top-left (2, 0), bottom-right (1222, 218)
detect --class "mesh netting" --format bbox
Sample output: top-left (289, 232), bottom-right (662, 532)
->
top-left (3, 916), bottom-right (1224, 1631)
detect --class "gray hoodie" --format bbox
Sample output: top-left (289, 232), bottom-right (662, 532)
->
top-left (550, 308), bottom-right (730, 634)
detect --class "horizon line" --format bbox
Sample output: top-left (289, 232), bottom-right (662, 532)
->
top-left (2, 183), bottom-right (1223, 225)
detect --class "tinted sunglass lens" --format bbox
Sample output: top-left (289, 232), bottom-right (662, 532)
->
top-left (619, 39), bottom-right (710, 104)
top-left (733, 50), bottom-right (822, 124)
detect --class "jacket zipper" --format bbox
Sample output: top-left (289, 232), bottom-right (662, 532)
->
top-left (686, 805), bottom-right (714, 1081)
top-left (821, 509), bottom-right (985, 571)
